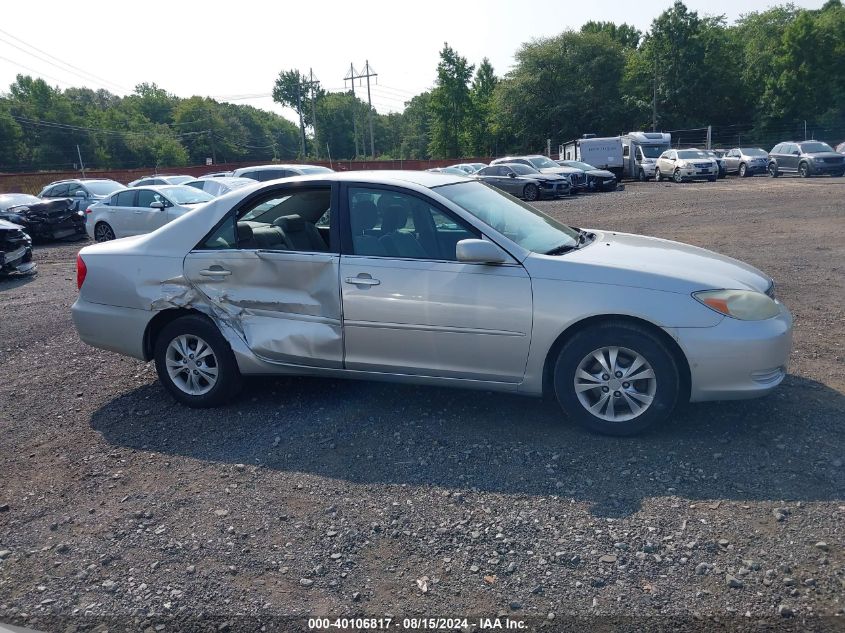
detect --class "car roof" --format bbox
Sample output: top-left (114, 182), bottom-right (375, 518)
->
top-left (234, 164), bottom-right (327, 171)
top-left (188, 177), bottom-right (255, 186)
top-left (235, 170), bottom-right (470, 188)
top-left (45, 178), bottom-right (119, 185)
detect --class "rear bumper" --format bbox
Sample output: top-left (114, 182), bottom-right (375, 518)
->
top-left (72, 298), bottom-right (152, 360)
top-left (669, 304), bottom-right (793, 402)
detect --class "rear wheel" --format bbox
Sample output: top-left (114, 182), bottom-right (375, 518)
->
top-left (153, 315), bottom-right (242, 407)
top-left (553, 322), bottom-right (681, 436)
top-left (798, 162), bottom-right (810, 178)
top-left (673, 168), bottom-right (684, 184)
top-left (523, 183), bottom-right (539, 201)
top-left (655, 168), bottom-right (662, 182)
top-left (768, 162), bottom-right (779, 177)
top-left (739, 163), bottom-right (748, 178)
top-left (94, 222), bottom-right (115, 242)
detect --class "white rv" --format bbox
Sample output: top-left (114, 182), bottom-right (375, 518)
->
top-left (559, 136), bottom-right (624, 178)
top-left (621, 132), bottom-right (672, 181)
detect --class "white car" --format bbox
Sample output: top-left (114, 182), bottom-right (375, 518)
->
top-left (128, 175), bottom-right (194, 187)
top-left (231, 164), bottom-right (334, 181)
top-left (655, 150), bottom-right (718, 183)
top-left (85, 185), bottom-right (213, 241)
top-left (183, 177), bottom-right (256, 197)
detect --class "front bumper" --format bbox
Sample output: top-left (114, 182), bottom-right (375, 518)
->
top-left (678, 167), bottom-right (715, 180)
top-left (0, 244), bottom-right (37, 276)
top-left (810, 161), bottom-right (845, 174)
top-left (669, 304), bottom-right (793, 402)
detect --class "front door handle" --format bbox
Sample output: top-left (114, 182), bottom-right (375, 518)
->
top-left (199, 268), bottom-right (232, 278)
top-left (345, 275), bottom-right (380, 286)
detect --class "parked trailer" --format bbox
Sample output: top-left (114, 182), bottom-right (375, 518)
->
top-left (559, 136), bottom-right (624, 178)
top-left (621, 132), bottom-right (672, 181)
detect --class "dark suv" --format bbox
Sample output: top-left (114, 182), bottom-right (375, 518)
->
top-left (768, 141), bottom-right (845, 178)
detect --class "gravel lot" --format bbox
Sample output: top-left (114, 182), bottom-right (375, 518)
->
top-left (1, 176), bottom-right (843, 632)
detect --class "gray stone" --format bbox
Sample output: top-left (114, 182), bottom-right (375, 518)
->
top-left (726, 575), bottom-right (743, 589)
top-left (300, 578), bottom-right (314, 587)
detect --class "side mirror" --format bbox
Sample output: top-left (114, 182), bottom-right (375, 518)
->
top-left (456, 239), bottom-right (508, 264)
top-left (792, 150), bottom-right (800, 156)
top-left (508, 172), bottom-right (516, 178)
top-left (150, 201), bottom-right (165, 209)
top-left (74, 190), bottom-right (86, 198)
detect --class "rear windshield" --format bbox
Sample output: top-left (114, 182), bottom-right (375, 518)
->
top-left (298, 166), bottom-right (334, 174)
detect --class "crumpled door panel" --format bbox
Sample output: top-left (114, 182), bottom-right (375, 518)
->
top-left (182, 250), bottom-right (342, 368)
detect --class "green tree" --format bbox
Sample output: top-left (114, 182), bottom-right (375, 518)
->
top-left (465, 58), bottom-right (498, 156)
top-left (581, 21), bottom-right (642, 48)
top-left (400, 92), bottom-right (433, 159)
top-left (428, 43), bottom-right (474, 158)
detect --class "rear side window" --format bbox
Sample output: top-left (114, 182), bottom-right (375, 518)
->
top-left (116, 191), bottom-right (136, 207)
top-left (257, 169), bottom-right (287, 181)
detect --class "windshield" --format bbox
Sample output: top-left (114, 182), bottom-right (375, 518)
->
top-left (678, 150), bottom-right (708, 159)
top-left (562, 161), bottom-right (594, 171)
top-left (161, 186), bottom-right (213, 205)
top-left (298, 166), bottom-right (334, 174)
top-left (86, 180), bottom-right (124, 196)
top-left (741, 148), bottom-right (768, 156)
top-left (435, 181), bottom-right (579, 254)
top-left (527, 156), bottom-right (559, 169)
top-left (800, 142), bottom-right (834, 153)
top-left (640, 145), bottom-right (666, 158)
top-left (507, 164), bottom-right (540, 175)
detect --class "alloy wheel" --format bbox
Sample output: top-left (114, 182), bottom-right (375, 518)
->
top-left (165, 334), bottom-right (219, 395)
top-left (673, 169), bottom-right (684, 184)
top-left (573, 346), bottom-right (657, 423)
top-left (94, 223), bottom-right (114, 242)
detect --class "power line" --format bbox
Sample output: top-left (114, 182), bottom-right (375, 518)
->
top-left (0, 53), bottom-right (74, 87)
top-left (0, 28), bottom-right (128, 92)
top-left (345, 61), bottom-right (378, 157)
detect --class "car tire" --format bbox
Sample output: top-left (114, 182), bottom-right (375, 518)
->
top-left (673, 168), bottom-right (684, 184)
top-left (523, 183), bottom-right (539, 201)
top-left (655, 168), bottom-right (662, 182)
top-left (153, 314), bottom-right (243, 408)
top-left (708, 176), bottom-right (717, 182)
top-left (94, 222), bottom-right (115, 242)
top-left (798, 162), bottom-right (810, 178)
top-left (768, 163), bottom-right (779, 178)
top-left (834, 170), bottom-right (844, 177)
top-left (739, 163), bottom-right (748, 178)
top-left (553, 321), bottom-right (681, 436)
top-left (638, 168), bottom-right (646, 182)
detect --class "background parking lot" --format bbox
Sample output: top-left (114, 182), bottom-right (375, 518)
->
top-left (0, 177), bottom-right (843, 630)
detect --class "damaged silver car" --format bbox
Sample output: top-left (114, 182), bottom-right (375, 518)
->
top-left (72, 171), bottom-right (792, 435)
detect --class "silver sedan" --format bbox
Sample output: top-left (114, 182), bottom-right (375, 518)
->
top-left (71, 171), bottom-right (792, 436)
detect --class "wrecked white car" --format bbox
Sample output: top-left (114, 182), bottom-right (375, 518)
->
top-left (72, 171), bottom-right (791, 436)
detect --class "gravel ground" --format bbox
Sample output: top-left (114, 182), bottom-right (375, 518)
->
top-left (0, 176), bottom-right (843, 632)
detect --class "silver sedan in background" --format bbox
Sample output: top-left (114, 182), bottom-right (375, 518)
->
top-left (71, 172), bottom-right (792, 436)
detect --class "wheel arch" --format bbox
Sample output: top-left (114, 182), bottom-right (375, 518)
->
top-left (541, 314), bottom-right (691, 403)
top-left (143, 308), bottom-right (210, 361)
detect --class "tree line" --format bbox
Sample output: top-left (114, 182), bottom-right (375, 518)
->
top-left (1, 0), bottom-right (844, 172)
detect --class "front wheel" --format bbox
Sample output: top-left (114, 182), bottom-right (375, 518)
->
top-left (768, 163), bottom-right (779, 178)
top-left (655, 168), bottom-right (662, 182)
top-left (638, 168), bottom-right (646, 182)
top-left (553, 322), bottom-right (681, 436)
top-left (798, 162), bottom-right (810, 178)
top-left (673, 168), bottom-right (684, 184)
top-left (523, 183), bottom-right (539, 202)
top-left (834, 170), bottom-right (844, 177)
top-left (707, 176), bottom-right (717, 182)
top-left (739, 163), bottom-right (748, 178)
top-left (154, 315), bottom-right (242, 407)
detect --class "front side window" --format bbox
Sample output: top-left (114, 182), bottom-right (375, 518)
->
top-left (50, 184), bottom-right (69, 197)
top-left (347, 187), bottom-right (476, 260)
top-left (435, 181), bottom-right (578, 254)
top-left (199, 187), bottom-right (331, 252)
top-left (137, 189), bottom-right (168, 208)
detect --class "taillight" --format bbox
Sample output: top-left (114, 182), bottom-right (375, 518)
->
top-left (76, 254), bottom-right (87, 290)
top-left (85, 207), bottom-right (92, 214)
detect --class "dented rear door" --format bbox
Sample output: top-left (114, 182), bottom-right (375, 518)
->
top-left (183, 249), bottom-right (342, 368)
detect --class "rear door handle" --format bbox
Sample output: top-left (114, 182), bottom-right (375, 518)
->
top-left (345, 275), bottom-right (380, 286)
top-left (199, 268), bottom-right (232, 278)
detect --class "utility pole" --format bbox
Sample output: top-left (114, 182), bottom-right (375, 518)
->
top-left (346, 61), bottom-right (378, 158)
top-left (296, 81), bottom-right (306, 157)
top-left (76, 144), bottom-right (86, 177)
top-left (345, 64), bottom-right (360, 158)
top-left (706, 125), bottom-right (712, 150)
top-left (652, 55), bottom-right (658, 132)
top-left (208, 129), bottom-right (216, 164)
top-left (308, 68), bottom-right (319, 159)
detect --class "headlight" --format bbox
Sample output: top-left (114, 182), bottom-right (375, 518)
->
top-left (693, 289), bottom-right (780, 321)
top-left (677, 161), bottom-right (687, 168)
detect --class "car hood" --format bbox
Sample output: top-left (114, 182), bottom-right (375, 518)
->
top-left (586, 169), bottom-right (615, 178)
top-left (525, 173), bottom-right (567, 181)
top-left (525, 230), bottom-right (772, 295)
top-left (538, 167), bottom-right (581, 175)
top-left (0, 218), bottom-right (25, 231)
top-left (806, 151), bottom-right (843, 159)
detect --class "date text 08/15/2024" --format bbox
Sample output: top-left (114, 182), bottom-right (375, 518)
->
top-left (308, 617), bottom-right (527, 630)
